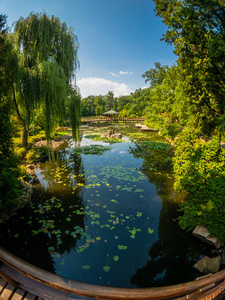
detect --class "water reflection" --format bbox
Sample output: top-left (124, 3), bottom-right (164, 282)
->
top-left (0, 125), bottom-right (213, 288)
top-left (0, 150), bottom-right (87, 272)
top-left (129, 140), bottom-right (213, 287)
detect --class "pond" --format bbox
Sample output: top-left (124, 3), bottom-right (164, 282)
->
top-left (0, 124), bottom-right (213, 288)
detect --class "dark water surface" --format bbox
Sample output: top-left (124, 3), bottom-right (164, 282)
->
top-left (0, 124), bottom-right (212, 288)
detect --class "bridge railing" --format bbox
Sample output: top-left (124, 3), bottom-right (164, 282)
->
top-left (0, 247), bottom-right (225, 300)
top-left (81, 117), bottom-right (145, 123)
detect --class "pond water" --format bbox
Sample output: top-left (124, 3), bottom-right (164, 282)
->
top-left (0, 124), bottom-right (212, 288)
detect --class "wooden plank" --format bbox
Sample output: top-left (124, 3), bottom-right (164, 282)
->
top-left (1, 263), bottom-right (70, 300)
top-left (0, 277), bottom-right (7, 293)
top-left (193, 280), bottom-right (225, 300)
top-left (24, 292), bottom-right (37, 300)
top-left (0, 282), bottom-right (15, 299)
top-left (11, 288), bottom-right (26, 300)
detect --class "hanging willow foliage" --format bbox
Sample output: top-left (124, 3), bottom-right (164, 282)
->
top-left (12, 12), bottom-right (80, 145)
top-left (68, 88), bottom-right (81, 141)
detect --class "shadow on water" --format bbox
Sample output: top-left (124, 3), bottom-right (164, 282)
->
top-left (0, 152), bottom-right (86, 273)
top-left (129, 139), bottom-right (213, 287)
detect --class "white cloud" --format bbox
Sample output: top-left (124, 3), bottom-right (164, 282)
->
top-left (76, 77), bottom-right (133, 98)
top-left (141, 85), bottom-right (149, 90)
top-left (110, 72), bottom-right (119, 77)
top-left (119, 71), bottom-right (133, 75)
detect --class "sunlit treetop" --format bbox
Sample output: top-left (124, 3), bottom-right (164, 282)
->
top-left (13, 12), bottom-right (79, 81)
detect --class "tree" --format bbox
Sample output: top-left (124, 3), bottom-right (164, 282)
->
top-left (105, 91), bottom-right (117, 111)
top-left (11, 12), bottom-right (80, 147)
top-left (0, 14), bottom-right (20, 211)
top-left (153, 0), bottom-right (225, 136)
top-left (142, 62), bottom-right (169, 87)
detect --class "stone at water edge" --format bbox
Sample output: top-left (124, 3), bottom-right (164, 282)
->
top-left (192, 225), bottom-right (221, 249)
top-left (194, 256), bottom-right (211, 273)
top-left (205, 256), bottom-right (221, 273)
top-left (194, 256), bottom-right (221, 274)
top-left (221, 250), bottom-right (225, 265)
top-left (135, 123), bottom-right (142, 128)
top-left (111, 134), bottom-right (122, 139)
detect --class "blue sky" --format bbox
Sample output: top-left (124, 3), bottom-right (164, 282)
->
top-left (0, 0), bottom-right (177, 98)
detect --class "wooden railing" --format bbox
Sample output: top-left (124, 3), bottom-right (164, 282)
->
top-left (81, 117), bottom-right (145, 124)
top-left (0, 247), bottom-right (225, 300)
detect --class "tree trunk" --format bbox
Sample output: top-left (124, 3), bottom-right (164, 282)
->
top-left (13, 87), bottom-right (28, 147)
top-left (21, 125), bottom-right (28, 147)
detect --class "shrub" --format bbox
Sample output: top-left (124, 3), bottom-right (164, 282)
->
top-left (14, 147), bottom-right (27, 159)
top-left (26, 146), bottom-right (49, 163)
top-left (173, 128), bottom-right (225, 242)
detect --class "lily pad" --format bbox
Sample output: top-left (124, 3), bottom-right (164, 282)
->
top-left (103, 265), bottom-right (110, 272)
top-left (82, 265), bottom-right (91, 270)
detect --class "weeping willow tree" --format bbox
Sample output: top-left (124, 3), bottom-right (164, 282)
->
top-left (11, 12), bottom-right (80, 147)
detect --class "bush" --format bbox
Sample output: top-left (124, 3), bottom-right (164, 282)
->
top-left (173, 128), bottom-right (225, 242)
top-left (26, 146), bottom-right (49, 163)
top-left (28, 131), bottom-right (46, 145)
top-left (164, 123), bottom-right (183, 139)
top-left (14, 147), bottom-right (27, 159)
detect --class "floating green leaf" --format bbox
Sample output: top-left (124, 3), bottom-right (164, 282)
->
top-left (148, 228), bottom-right (154, 234)
top-left (82, 265), bottom-right (91, 270)
top-left (48, 246), bottom-right (55, 251)
top-left (113, 256), bottom-right (119, 262)
top-left (103, 265), bottom-right (110, 272)
top-left (118, 245), bottom-right (127, 250)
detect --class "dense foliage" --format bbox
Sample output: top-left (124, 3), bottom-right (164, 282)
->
top-left (154, 0), bottom-right (225, 136)
top-left (152, 0), bottom-right (225, 241)
top-left (0, 14), bottom-right (20, 211)
top-left (173, 129), bottom-right (225, 241)
top-left (11, 12), bottom-right (81, 146)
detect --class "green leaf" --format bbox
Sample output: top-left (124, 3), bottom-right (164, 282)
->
top-left (113, 256), bottom-right (119, 262)
top-left (82, 265), bottom-right (91, 270)
top-left (103, 265), bottom-right (110, 272)
top-left (148, 228), bottom-right (154, 234)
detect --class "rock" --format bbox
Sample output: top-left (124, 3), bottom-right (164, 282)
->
top-left (106, 129), bottom-right (114, 138)
top-left (192, 225), bottom-right (221, 249)
top-left (205, 256), bottom-right (221, 273)
top-left (135, 123), bottom-right (142, 128)
top-left (194, 256), bottom-right (211, 273)
top-left (111, 134), bottom-right (122, 139)
top-left (221, 250), bottom-right (225, 265)
top-left (194, 256), bottom-right (221, 274)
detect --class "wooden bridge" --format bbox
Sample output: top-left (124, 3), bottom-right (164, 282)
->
top-left (0, 248), bottom-right (225, 300)
top-left (81, 117), bottom-right (145, 125)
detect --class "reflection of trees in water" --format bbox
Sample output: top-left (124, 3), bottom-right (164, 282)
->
top-left (129, 141), bottom-right (213, 288)
top-left (130, 199), bottom-right (212, 287)
top-left (129, 141), bottom-right (176, 198)
top-left (0, 151), bottom-right (87, 274)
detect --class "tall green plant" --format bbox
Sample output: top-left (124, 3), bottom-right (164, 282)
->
top-left (11, 12), bottom-right (80, 146)
top-left (0, 14), bottom-right (20, 211)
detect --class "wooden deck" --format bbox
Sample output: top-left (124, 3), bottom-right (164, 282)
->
top-left (0, 275), bottom-right (44, 300)
top-left (1, 247), bottom-right (225, 300)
